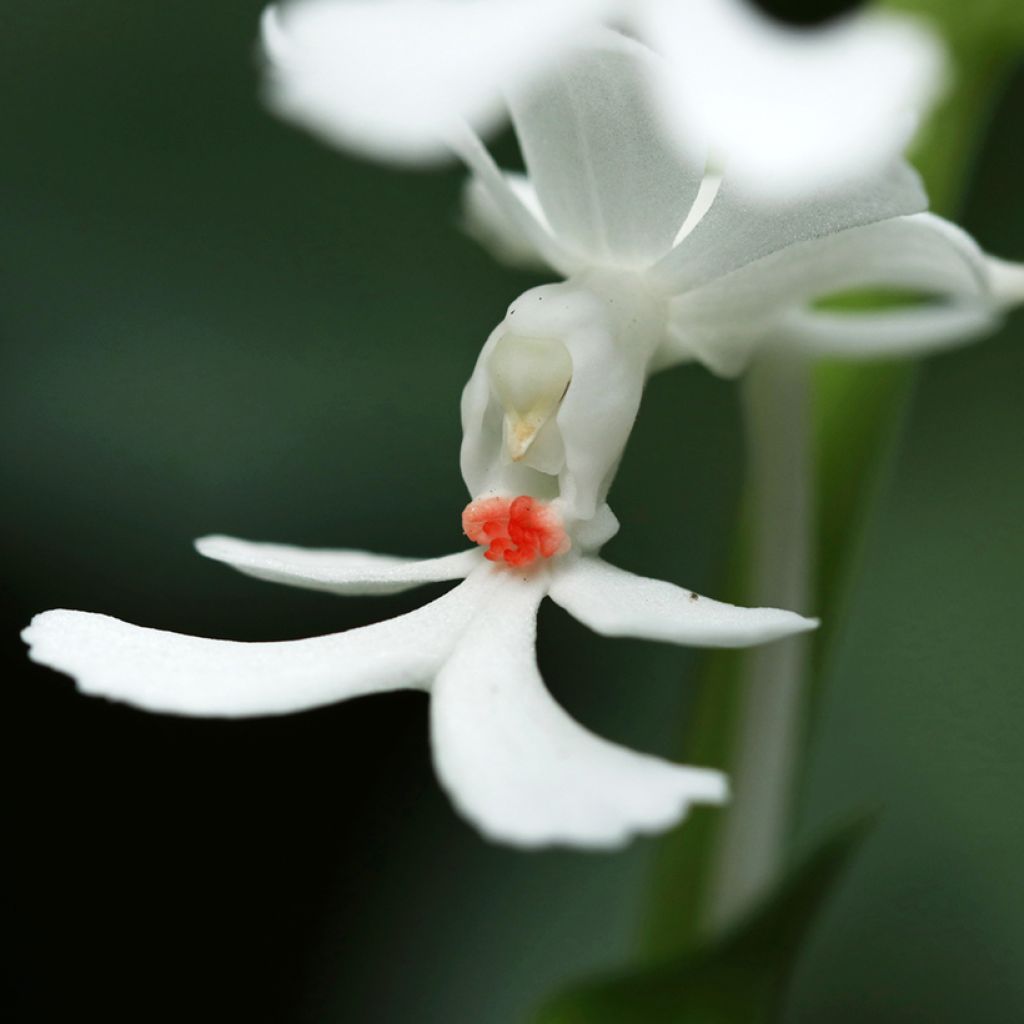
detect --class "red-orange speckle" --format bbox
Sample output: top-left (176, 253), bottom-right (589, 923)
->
top-left (462, 495), bottom-right (569, 567)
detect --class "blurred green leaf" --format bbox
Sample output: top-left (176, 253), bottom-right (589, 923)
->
top-left (812, 0), bottom-right (1024, 633)
top-left (889, 0), bottom-right (1024, 54)
top-left (539, 816), bottom-right (873, 1024)
top-left (888, 0), bottom-right (1024, 215)
top-left (641, 647), bottom-right (746, 958)
top-left (642, 6), bottom-right (1022, 974)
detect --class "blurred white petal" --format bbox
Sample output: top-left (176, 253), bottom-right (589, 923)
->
top-left (22, 573), bottom-right (490, 717)
top-left (196, 534), bottom-right (479, 595)
top-left (550, 558), bottom-right (817, 647)
top-left (653, 160), bottom-right (927, 293)
top-left (431, 575), bottom-right (727, 848)
top-left (639, 0), bottom-right (947, 198)
top-left (508, 28), bottom-right (705, 268)
top-left (261, 0), bottom-right (605, 164)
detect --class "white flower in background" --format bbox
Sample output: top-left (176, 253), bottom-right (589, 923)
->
top-left (262, 0), bottom-right (946, 197)
top-left (636, 0), bottom-right (947, 198)
top-left (22, 305), bottom-right (817, 847)
top-left (260, 0), bottom-right (606, 165)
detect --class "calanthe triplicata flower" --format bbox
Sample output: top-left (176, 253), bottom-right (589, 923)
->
top-left (23, 10), bottom-right (1022, 852)
top-left (262, 0), bottom-right (947, 198)
top-left (22, 308), bottom-right (817, 846)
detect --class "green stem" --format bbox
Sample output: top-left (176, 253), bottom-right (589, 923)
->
top-left (642, 10), bottom-right (1019, 960)
top-left (701, 353), bottom-right (815, 933)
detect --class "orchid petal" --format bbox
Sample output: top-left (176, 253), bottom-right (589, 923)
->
top-left (431, 576), bottom-right (728, 848)
top-left (653, 160), bottom-right (927, 293)
top-left (261, 0), bottom-right (602, 165)
top-left (780, 305), bottom-right (1000, 360)
top-left (639, 0), bottom-right (946, 199)
top-left (196, 535), bottom-right (479, 596)
top-left (22, 573), bottom-right (490, 717)
top-left (663, 213), bottom-right (1007, 373)
top-left (507, 29), bottom-right (705, 269)
top-left (449, 126), bottom-right (580, 276)
top-left (550, 558), bottom-right (817, 647)
top-left (461, 170), bottom-right (554, 272)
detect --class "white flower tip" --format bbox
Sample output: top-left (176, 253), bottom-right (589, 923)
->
top-left (194, 533), bottom-right (234, 561)
top-left (986, 256), bottom-right (1024, 307)
top-left (23, 609), bottom-right (194, 715)
top-left (695, 606), bottom-right (818, 647)
top-left (689, 766), bottom-right (730, 806)
top-left (678, 603), bottom-right (819, 648)
top-left (22, 609), bottom-right (113, 698)
top-left (791, 613), bottom-right (820, 634)
top-left (749, 609), bottom-right (819, 646)
top-left (23, 608), bottom-right (72, 659)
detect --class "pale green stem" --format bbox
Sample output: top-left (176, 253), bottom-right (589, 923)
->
top-left (702, 352), bottom-right (814, 934)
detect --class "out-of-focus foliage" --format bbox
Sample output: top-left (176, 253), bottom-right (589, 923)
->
top-left (890, 0), bottom-right (1024, 57)
top-left (816, 0), bottom-right (1024, 626)
top-left (787, 58), bottom-right (1024, 1021)
top-left (641, 0), bottom-right (1023, 934)
top-left (4, 3), bottom-right (1023, 1024)
top-left (538, 818), bottom-right (872, 1024)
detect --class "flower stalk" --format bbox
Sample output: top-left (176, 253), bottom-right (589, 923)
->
top-left (703, 352), bottom-right (815, 933)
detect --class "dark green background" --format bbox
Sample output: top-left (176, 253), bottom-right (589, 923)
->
top-left (3, 3), bottom-right (1021, 1022)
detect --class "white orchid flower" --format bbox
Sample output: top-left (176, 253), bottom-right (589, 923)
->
top-left (261, 0), bottom-right (946, 197)
top-left (22, 294), bottom-right (817, 848)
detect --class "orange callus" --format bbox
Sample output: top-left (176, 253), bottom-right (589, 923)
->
top-left (462, 495), bottom-right (569, 567)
